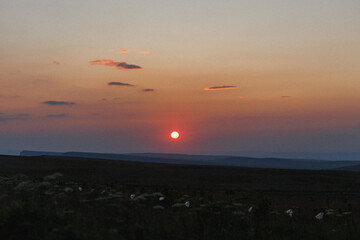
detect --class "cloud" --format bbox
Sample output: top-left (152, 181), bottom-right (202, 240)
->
top-left (281, 96), bottom-right (291, 98)
top-left (108, 82), bottom-right (135, 87)
top-left (138, 50), bottom-right (150, 54)
top-left (117, 49), bottom-right (129, 54)
top-left (45, 113), bottom-right (69, 118)
top-left (89, 59), bottom-right (144, 70)
top-left (53, 61), bottom-right (60, 65)
top-left (204, 86), bottom-right (239, 91)
top-left (142, 88), bottom-right (154, 92)
top-left (43, 101), bottom-right (76, 106)
top-left (0, 113), bottom-right (31, 122)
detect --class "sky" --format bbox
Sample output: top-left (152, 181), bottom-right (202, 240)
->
top-left (0, 0), bottom-right (359, 155)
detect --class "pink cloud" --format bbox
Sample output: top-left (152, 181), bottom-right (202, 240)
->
top-left (138, 50), bottom-right (150, 54)
top-left (117, 49), bottom-right (129, 54)
top-left (53, 61), bottom-right (60, 65)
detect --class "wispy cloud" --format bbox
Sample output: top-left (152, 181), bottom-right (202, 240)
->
top-left (53, 61), bottom-right (60, 65)
top-left (204, 86), bottom-right (239, 91)
top-left (45, 113), bottom-right (69, 118)
top-left (108, 82), bottom-right (135, 87)
top-left (142, 88), bottom-right (154, 92)
top-left (43, 101), bottom-right (76, 106)
top-left (89, 59), bottom-right (144, 70)
top-left (117, 49), bottom-right (129, 54)
top-left (138, 50), bottom-right (150, 54)
top-left (0, 113), bottom-right (31, 122)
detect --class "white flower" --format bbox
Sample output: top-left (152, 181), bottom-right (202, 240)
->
top-left (159, 196), bottom-right (165, 201)
top-left (185, 201), bottom-right (190, 207)
top-left (285, 209), bottom-right (294, 217)
top-left (248, 206), bottom-right (253, 212)
top-left (78, 187), bottom-right (83, 192)
top-left (315, 212), bottom-right (324, 220)
top-left (130, 194), bottom-right (136, 199)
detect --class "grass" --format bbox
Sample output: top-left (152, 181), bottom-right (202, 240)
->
top-left (1, 155), bottom-right (360, 239)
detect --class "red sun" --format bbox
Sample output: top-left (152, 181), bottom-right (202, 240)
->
top-left (170, 131), bottom-right (180, 139)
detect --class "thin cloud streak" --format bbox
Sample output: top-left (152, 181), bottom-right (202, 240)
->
top-left (43, 101), bottom-right (76, 106)
top-left (89, 59), bottom-right (144, 70)
top-left (117, 49), bottom-right (129, 54)
top-left (138, 50), bottom-right (150, 54)
top-left (108, 82), bottom-right (135, 87)
top-left (204, 86), bottom-right (239, 91)
top-left (45, 114), bottom-right (69, 118)
top-left (142, 88), bottom-right (154, 92)
top-left (0, 113), bottom-right (31, 122)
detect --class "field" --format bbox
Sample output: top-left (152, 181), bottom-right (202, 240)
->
top-left (1, 155), bottom-right (360, 239)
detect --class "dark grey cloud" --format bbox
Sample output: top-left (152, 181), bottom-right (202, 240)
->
top-left (46, 113), bottom-right (69, 118)
top-left (108, 82), bottom-right (135, 87)
top-left (0, 113), bottom-right (31, 122)
top-left (89, 59), bottom-right (144, 70)
top-left (142, 88), bottom-right (154, 92)
top-left (43, 101), bottom-right (76, 106)
top-left (142, 88), bottom-right (155, 92)
top-left (204, 86), bottom-right (239, 91)
top-left (116, 62), bottom-right (142, 69)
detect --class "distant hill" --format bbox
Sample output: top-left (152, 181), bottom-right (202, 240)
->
top-left (336, 164), bottom-right (360, 171)
top-left (231, 151), bottom-right (360, 161)
top-left (20, 150), bottom-right (360, 171)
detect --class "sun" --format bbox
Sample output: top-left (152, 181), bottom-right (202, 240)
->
top-left (170, 131), bottom-right (180, 139)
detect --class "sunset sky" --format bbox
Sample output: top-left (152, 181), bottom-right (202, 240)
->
top-left (0, 0), bottom-right (359, 155)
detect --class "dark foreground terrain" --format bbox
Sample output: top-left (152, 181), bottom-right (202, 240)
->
top-left (1, 155), bottom-right (360, 239)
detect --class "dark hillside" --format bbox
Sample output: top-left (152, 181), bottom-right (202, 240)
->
top-left (2, 155), bottom-right (360, 197)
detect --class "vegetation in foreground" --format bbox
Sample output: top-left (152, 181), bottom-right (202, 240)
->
top-left (0, 172), bottom-right (359, 240)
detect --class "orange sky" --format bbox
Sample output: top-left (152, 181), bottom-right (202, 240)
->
top-left (0, 0), bottom-right (359, 155)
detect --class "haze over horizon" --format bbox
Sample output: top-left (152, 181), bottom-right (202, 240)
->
top-left (1, 1), bottom-right (359, 155)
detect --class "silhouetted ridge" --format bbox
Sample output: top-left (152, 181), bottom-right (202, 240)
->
top-left (20, 150), bottom-right (360, 170)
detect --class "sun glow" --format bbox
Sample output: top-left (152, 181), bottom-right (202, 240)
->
top-left (171, 131), bottom-right (179, 139)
